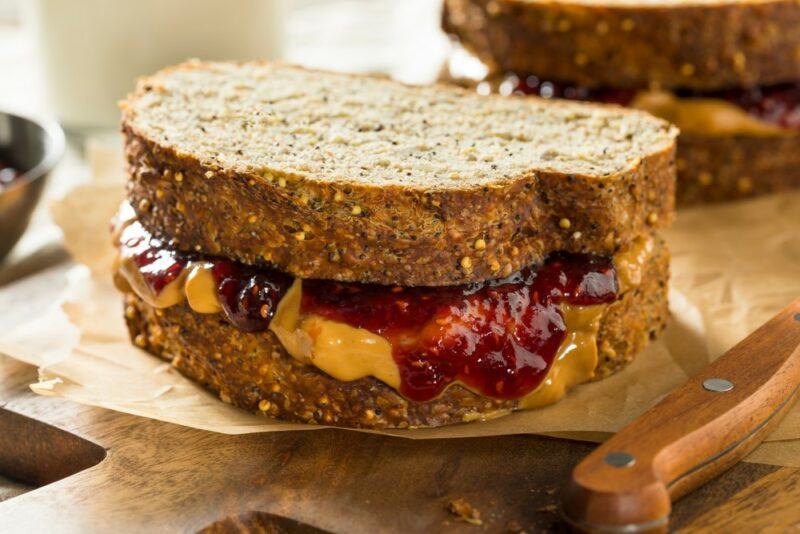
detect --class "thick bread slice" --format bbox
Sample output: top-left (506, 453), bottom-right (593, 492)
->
top-left (677, 133), bottom-right (800, 204)
top-left (443, 0), bottom-right (800, 90)
top-left (123, 238), bottom-right (669, 429)
top-left (122, 61), bottom-right (676, 286)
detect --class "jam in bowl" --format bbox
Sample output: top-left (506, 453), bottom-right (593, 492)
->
top-left (0, 111), bottom-right (64, 262)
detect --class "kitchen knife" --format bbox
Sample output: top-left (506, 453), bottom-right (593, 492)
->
top-left (563, 298), bottom-right (800, 533)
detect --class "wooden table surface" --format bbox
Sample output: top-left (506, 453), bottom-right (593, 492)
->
top-left (1, 353), bottom-right (799, 533)
top-left (2, 4), bottom-right (800, 533)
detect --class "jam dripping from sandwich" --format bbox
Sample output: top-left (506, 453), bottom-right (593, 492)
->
top-left (120, 222), bottom-right (618, 403)
top-left (507, 74), bottom-right (800, 129)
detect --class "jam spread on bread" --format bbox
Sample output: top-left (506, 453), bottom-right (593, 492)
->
top-left (508, 74), bottom-right (800, 129)
top-left (119, 221), bottom-right (618, 402)
top-left (124, 231), bottom-right (188, 293)
top-left (213, 260), bottom-right (293, 332)
top-left (302, 256), bottom-right (617, 401)
top-left (0, 160), bottom-right (21, 192)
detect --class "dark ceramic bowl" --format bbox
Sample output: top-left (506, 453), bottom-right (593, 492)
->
top-left (0, 111), bottom-right (65, 262)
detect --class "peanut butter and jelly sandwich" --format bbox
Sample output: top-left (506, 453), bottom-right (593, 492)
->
top-left (115, 61), bottom-right (676, 428)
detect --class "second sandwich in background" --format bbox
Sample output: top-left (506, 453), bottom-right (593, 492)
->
top-left (443, 0), bottom-right (800, 204)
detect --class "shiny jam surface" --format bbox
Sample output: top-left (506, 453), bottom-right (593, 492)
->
top-left (121, 223), bottom-right (188, 293)
top-left (302, 255), bottom-right (618, 401)
top-left (0, 159), bottom-right (21, 192)
top-left (121, 222), bottom-right (618, 402)
top-left (506, 74), bottom-right (800, 129)
top-left (120, 221), bottom-right (292, 333)
top-left (212, 260), bottom-right (293, 333)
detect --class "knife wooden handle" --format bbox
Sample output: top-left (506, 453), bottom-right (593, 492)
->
top-left (563, 298), bottom-right (800, 533)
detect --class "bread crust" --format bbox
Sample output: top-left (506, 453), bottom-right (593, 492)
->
top-left (122, 239), bottom-right (669, 429)
top-left (676, 133), bottom-right (800, 204)
top-left (123, 124), bottom-right (674, 286)
top-left (443, 0), bottom-right (800, 90)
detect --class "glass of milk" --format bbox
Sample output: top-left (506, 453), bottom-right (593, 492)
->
top-left (21, 0), bottom-right (285, 131)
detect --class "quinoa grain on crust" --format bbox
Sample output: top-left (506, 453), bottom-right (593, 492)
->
top-left (121, 61), bottom-right (676, 286)
top-left (122, 240), bottom-right (669, 429)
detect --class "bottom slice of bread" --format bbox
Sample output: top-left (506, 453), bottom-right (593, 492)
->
top-left (677, 133), bottom-right (800, 205)
top-left (124, 244), bottom-right (669, 429)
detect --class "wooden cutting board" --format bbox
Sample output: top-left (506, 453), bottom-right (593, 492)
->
top-left (0, 354), bottom-right (798, 533)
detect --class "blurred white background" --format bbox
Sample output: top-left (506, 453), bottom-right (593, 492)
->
top-left (0, 0), bottom-right (449, 129)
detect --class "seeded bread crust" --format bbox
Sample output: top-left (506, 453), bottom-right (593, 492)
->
top-left (676, 133), bottom-right (800, 205)
top-left (442, 0), bottom-right (800, 91)
top-left (122, 239), bottom-right (669, 429)
top-left (122, 63), bottom-right (676, 287)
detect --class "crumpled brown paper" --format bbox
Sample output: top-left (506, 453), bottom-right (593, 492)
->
top-left (0, 143), bottom-right (798, 466)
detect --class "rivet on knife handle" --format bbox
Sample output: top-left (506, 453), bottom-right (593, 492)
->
top-left (563, 298), bottom-right (800, 534)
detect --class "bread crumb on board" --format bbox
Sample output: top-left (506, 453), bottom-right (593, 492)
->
top-left (447, 498), bottom-right (483, 526)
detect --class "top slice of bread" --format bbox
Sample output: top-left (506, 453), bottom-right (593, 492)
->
top-left (121, 61), bottom-right (676, 286)
top-left (443, 0), bottom-right (800, 90)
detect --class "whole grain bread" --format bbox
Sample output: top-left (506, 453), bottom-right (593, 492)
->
top-left (440, 65), bottom-right (800, 205)
top-left (676, 133), bottom-right (800, 204)
top-left (443, 0), bottom-right (800, 91)
top-left (123, 238), bottom-right (669, 429)
top-left (122, 61), bottom-right (676, 286)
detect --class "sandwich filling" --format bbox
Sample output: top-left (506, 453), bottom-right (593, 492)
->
top-left (494, 75), bottom-right (800, 136)
top-left (114, 203), bottom-right (652, 407)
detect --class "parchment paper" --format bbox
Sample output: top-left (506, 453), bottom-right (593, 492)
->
top-left (0, 142), bottom-right (798, 467)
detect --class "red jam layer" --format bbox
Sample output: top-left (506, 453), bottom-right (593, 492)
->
top-left (122, 225), bottom-right (189, 294)
top-left (0, 159), bottom-right (21, 192)
top-left (119, 220), bottom-right (292, 333)
top-left (212, 261), bottom-right (293, 333)
top-left (507, 74), bottom-right (800, 129)
top-left (120, 223), bottom-right (618, 402)
top-left (302, 256), bottom-right (618, 402)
